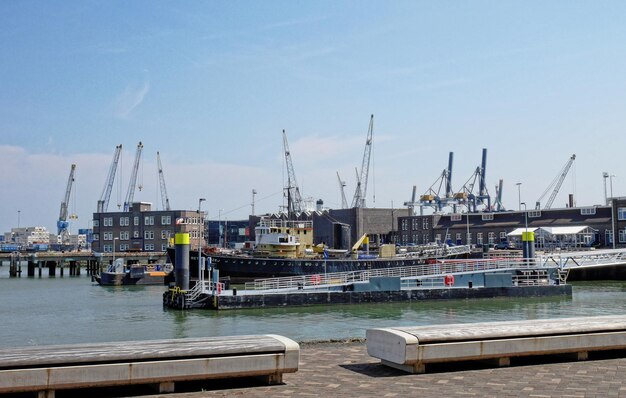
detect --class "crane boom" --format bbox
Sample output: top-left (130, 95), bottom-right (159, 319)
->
top-left (337, 171), bottom-right (348, 209)
top-left (351, 114), bottom-right (374, 208)
top-left (157, 151), bottom-right (171, 211)
top-left (282, 130), bottom-right (303, 214)
top-left (123, 141), bottom-right (144, 212)
top-left (536, 154), bottom-right (576, 210)
top-left (57, 164), bottom-right (76, 239)
top-left (97, 144), bottom-right (122, 213)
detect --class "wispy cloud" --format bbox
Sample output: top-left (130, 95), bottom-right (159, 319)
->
top-left (114, 80), bottom-right (150, 119)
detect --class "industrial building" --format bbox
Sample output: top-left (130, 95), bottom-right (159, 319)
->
top-left (396, 198), bottom-right (626, 250)
top-left (91, 202), bottom-right (204, 254)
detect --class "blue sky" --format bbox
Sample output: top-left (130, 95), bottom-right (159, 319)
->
top-left (1, 1), bottom-right (625, 234)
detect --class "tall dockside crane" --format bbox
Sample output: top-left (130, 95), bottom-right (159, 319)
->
top-left (351, 115), bottom-right (374, 208)
top-left (97, 144), bottom-right (122, 213)
top-left (156, 151), bottom-right (171, 211)
top-left (57, 164), bottom-right (76, 243)
top-left (404, 185), bottom-right (418, 216)
top-left (337, 171), bottom-right (348, 209)
top-left (494, 179), bottom-right (505, 211)
top-left (455, 148), bottom-right (491, 212)
top-left (282, 130), bottom-right (303, 214)
top-left (535, 154), bottom-right (576, 210)
top-left (123, 141), bottom-right (144, 212)
top-left (420, 152), bottom-right (456, 212)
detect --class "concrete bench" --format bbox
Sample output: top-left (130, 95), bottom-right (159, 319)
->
top-left (0, 334), bottom-right (299, 397)
top-left (366, 315), bottom-right (626, 374)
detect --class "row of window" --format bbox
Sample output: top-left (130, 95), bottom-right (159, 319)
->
top-left (101, 243), bottom-right (167, 252)
top-left (96, 216), bottom-right (173, 228)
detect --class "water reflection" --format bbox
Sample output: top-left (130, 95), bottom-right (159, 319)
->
top-left (0, 276), bottom-right (624, 347)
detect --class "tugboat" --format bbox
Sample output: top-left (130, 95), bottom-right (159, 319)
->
top-left (168, 218), bottom-right (471, 283)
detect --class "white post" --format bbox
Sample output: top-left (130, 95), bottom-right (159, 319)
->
top-left (610, 175), bottom-right (616, 249)
top-left (198, 198), bottom-right (206, 283)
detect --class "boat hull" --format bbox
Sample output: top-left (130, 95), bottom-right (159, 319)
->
top-left (94, 271), bottom-right (174, 286)
top-left (166, 247), bottom-right (461, 282)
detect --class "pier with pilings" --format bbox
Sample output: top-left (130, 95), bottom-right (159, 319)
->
top-left (0, 251), bottom-right (168, 278)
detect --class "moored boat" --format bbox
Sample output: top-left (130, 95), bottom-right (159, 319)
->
top-left (167, 219), bottom-right (471, 283)
top-left (93, 259), bottom-right (174, 286)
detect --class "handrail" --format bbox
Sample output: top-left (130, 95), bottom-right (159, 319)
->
top-left (245, 257), bottom-right (543, 292)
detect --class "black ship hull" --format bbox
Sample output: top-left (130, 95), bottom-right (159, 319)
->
top-left (167, 247), bottom-right (460, 283)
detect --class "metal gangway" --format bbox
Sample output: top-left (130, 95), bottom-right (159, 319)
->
top-left (397, 244), bottom-right (472, 259)
top-left (244, 257), bottom-right (552, 292)
top-left (537, 248), bottom-right (626, 270)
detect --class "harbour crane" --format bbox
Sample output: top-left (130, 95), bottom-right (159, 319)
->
top-left (351, 115), bottom-right (374, 208)
top-left (57, 164), bottom-right (76, 243)
top-left (156, 151), bottom-right (171, 211)
top-left (404, 185), bottom-right (418, 216)
top-left (282, 130), bottom-right (303, 214)
top-left (97, 144), bottom-right (122, 213)
top-left (454, 148), bottom-right (491, 212)
top-left (123, 141), bottom-right (144, 212)
top-left (535, 154), bottom-right (576, 210)
top-left (336, 171), bottom-right (348, 209)
top-left (420, 152), bottom-right (456, 212)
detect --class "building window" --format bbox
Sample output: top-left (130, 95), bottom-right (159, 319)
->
top-left (92, 234), bottom-right (99, 241)
top-left (482, 213), bottom-right (494, 221)
top-left (144, 231), bottom-right (154, 239)
top-left (119, 244), bottom-right (129, 251)
top-left (120, 217), bottom-right (129, 226)
top-left (528, 210), bottom-right (542, 218)
top-left (161, 215), bottom-right (171, 225)
top-left (412, 219), bottom-right (419, 230)
top-left (93, 220), bottom-right (99, 227)
top-left (144, 243), bottom-right (155, 251)
top-left (450, 214), bottom-right (462, 221)
top-left (103, 232), bottom-right (113, 241)
top-left (445, 233), bottom-right (451, 242)
top-left (134, 216), bottom-right (139, 226)
top-left (620, 229), bottom-right (626, 243)
top-left (581, 208), bottom-right (596, 215)
top-left (161, 230), bottom-right (170, 240)
top-left (435, 233), bottom-right (441, 243)
top-left (618, 208), bottom-right (626, 221)
top-left (423, 233), bottom-right (429, 244)
top-left (500, 231), bottom-right (507, 239)
top-left (488, 232), bottom-right (495, 244)
top-left (455, 233), bottom-right (461, 241)
top-left (145, 216), bottom-right (154, 226)
top-left (422, 219), bottom-right (429, 230)
top-left (161, 244), bottom-right (168, 251)
top-left (477, 233), bottom-right (483, 245)
top-left (103, 217), bottom-right (113, 227)
top-left (133, 231), bottom-right (140, 238)
top-left (606, 229), bottom-right (614, 245)
top-left (103, 244), bottom-right (112, 253)
top-left (120, 231), bottom-right (129, 240)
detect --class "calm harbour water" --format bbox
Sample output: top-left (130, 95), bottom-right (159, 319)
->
top-left (1, 266), bottom-right (626, 348)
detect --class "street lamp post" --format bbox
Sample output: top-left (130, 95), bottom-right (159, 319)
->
top-left (520, 202), bottom-right (529, 260)
top-left (466, 206), bottom-right (470, 246)
top-left (610, 175), bottom-right (616, 249)
top-left (516, 183), bottom-right (522, 211)
top-left (603, 172), bottom-right (609, 205)
top-left (17, 210), bottom-right (20, 229)
top-left (198, 198), bottom-right (206, 282)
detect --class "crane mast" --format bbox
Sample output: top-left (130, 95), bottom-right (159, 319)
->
top-left (337, 171), bottom-right (348, 209)
top-left (535, 154), bottom-right (576, 210)
top-left (97, 144), bottom-right (122, 213)
top-left (282, 130), bottom-right (303, 214)
top-left (351, 114), bottom-right (374, 208)
top-left (123, 141), bottom-right (144, 212)
top-left (57, 164), bottom-right (76, 241)
top-left (156, 151), bottom-right (171, 211)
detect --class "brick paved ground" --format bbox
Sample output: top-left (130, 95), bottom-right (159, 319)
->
top-left (124, 341), bottom-right (626, 398)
